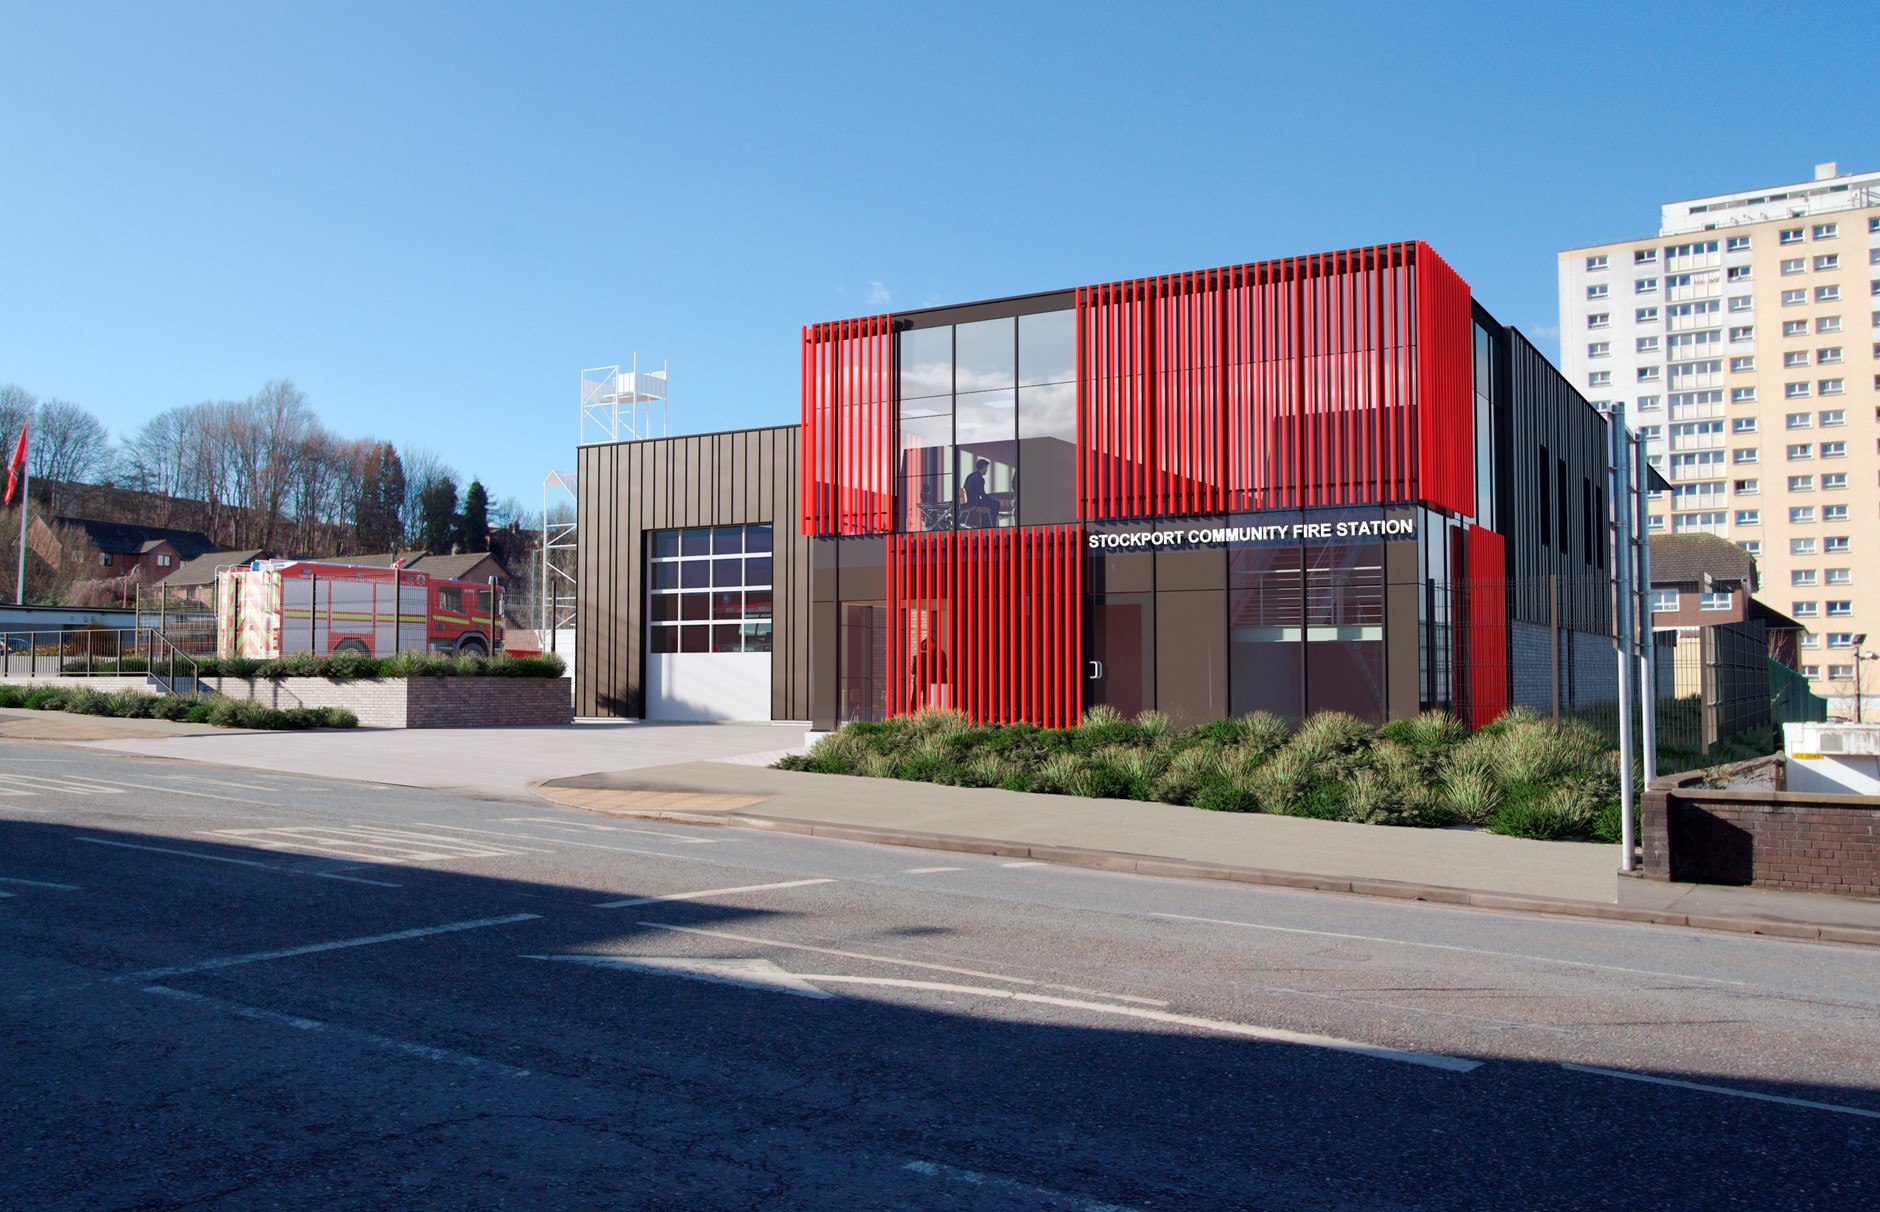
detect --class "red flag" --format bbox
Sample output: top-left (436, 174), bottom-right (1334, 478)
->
top-left (2, 421), bottom-right (24, 506)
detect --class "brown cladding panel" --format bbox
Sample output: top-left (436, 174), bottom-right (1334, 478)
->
top-left (573, 425), bottom-right (811, 721)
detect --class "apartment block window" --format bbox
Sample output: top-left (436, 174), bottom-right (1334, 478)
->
top-left (1648, 515), bottom-right (1666, 530)
top-left (1781, 228), bottom-right (1804, 245)
top-left (1830, 664), bottom-right (1856, 680)
top-left (1732, 416), bottom-right (1757, 433)
top-left (1728, 325), bottom-right (1753, 342)
top-left (1812, 223), bottom-right (1838, 240)
top-left (1782, 258), bottom-right (1806, 275)
top-left (1784, 350), bottom-right (1810, 369)
top-left (1818, 347), bottom-right (1843, 363)
top-left (1815, 255), bottom-right (1840, 272)
top-left (1727, 296), bottom-right (1752, 313)
top-left (1734, 510), bottom-right (1760, 526)
top-left (1636, 367), bottom-right (1659, 383)
top-left (1825, 504), bottom-right (1850, 522)
top-left (1823, 472), bottom-right (1848, 490)
top-left (1732, 448), bottom-right (1757, 464)
top-left (1791, 507), bottom-right (1817, 524)
top-left (1587, 312), bottom-right (1610, 329)
top-left (1801, 634), bottom-right (1821, 649)
top-left (1784, 319), bottom-right (1809, 336)
top-left (1829, 601), bottom-right (1854, 617)
top-left (1829, 633), bottom-right (1856, 648)
top-left (100, 554), bottom-right (111, 567)
top-left (1671, 512), bottom-right (1726, 532)
top-left (1828, 569), bottom-right (1853, 586)
top-left (1789, 475), bottom-right (1815, 492)
top-left (1636, 336), bottom-right (1659, 353)
top-left (1636, 394), bottom-right (1662, 411)
top-left (1634, 249), bottom-right (1657, 264)
top-left (1733, 479), bottom-right (1758, 494)
top-left (1588, 371), bottom-right (1611, 388)
top-left (1817, 285), bottom-right (1841, 302)
top-left (1587, 341), bottom-right (1610, 358)
top-left (1636, 277), bottom-right (1658, 294)
top-left (1731, 387), bottom-right (1757, 403)
top-left (1872, 217), bottom-right (1880, 233)
top-left (1700, 591), bottom-right (1734, 611)
top-left (1820, 409), bottom-right (1845, 426)
top-left (1792, 537), bottom-right (1818, 555)
top-left (1650, 589), bottom-right (1678, 613)
top-left (1822, 440), bottom-right (1847, 457)
top-left (1636, 424), bottom-right (1662, 440)
top-left (1586, 255), bottom-right (1609, 270)
top-left (1826, 536), bottom-right (1851, 554)
top-left (1786, 382), bottom-right (1812, 398)
top-left (1637, 306), bottom-right (1660, 323)
top-left (1726, 265), bottom-right (1752, 282)
top-left (1782, 289), bottom-right (1807, 306)
top-left (1741, 540), bottom-right (1762, 556)
top-left (1793, 569), bottom-right (1819, 587)
top-left (1803, 665), bottom-right (1822, 678)
top-left (1726, 235), bottom-right (1752, 252)
top-left (1587, 284), bottom-right (1608, 300)
top-left (1788, 443), bottom-right (1814, 459)
top-left (1820, 379), bottom-right (1845, 395)
top-left (1786, 412), bottom-right (1813, 428)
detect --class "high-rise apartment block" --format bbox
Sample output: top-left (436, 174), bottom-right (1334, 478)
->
top-left (1559, 162), bottom-right (1880, 707)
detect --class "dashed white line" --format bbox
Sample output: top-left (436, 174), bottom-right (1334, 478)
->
top-left (408, 822), bottom-right (705, 863)
top-left (495, 817), bottom-right (722, 844)
top-left (0, 876), bottom-right (80, 890)
top-left (904, 1159), bottom-right (1143, 1212)
top-left (1000, 861), bottom-right (1046, 868)
top-left (593, 878), bottom-right (835, 910)
top-left (125, 913), bottom-right (542, 983)
top-left (143, 985), bottom-right (532, 1077)
top-left (56, 773), bottom-right (280, 806)
top-left (76, 837), bottom-right (401, 886)
top-left (902, 866), bottom-right (964, 875)
top-left (1562, 1063), bottom-right (1880, 1119)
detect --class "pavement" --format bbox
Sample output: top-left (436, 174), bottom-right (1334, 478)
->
top-left (4, 737), bottom-right (1877, 1208)
top-left (0, 706), bottom-right (239, 742)
top-left (65, 716), bottom-right (1880, 944)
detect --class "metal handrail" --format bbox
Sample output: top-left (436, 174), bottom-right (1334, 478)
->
top-left (0, 628), bottom-right (201, 696)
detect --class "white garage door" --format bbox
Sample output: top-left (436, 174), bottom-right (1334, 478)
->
top-left (646, 652), bottom-right (772, 721)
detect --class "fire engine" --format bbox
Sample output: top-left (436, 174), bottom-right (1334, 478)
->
top-left (215, 559), bottom-right (505, 660)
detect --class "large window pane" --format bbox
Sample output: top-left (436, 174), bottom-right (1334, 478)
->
top-left (649, 625), bottom-right (678, 653)
top-left (680, 561), bottom-right (709, 589)
top-left (744, 525), bottom-right (772, 554)
top-left (1228, 545), bottom-right (1304, 721)
top-left (955, 317), bottom-right (1015, 392)
top-left (956, 389), bottom-right (1016, 528)
top-left (744, 556), bottom-right (772, 587)
top-left (680, 529), bottom-right (710, 557)
top-left (712, 526), bottom-right (743, 555)
top-left (1018, 380), bottom-right (1078, 525)
top-left (712, 557), bottom-right (743, 588)
top-left (900, 326), bottom-right (952, 403)
top-left (1019, 309), bottom-right (1075, 385)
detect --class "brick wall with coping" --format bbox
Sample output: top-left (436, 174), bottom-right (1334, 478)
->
top-left (1642, 770), bottom-right (1880, 895)
top-left (197, 676), bottom-right (573, 728)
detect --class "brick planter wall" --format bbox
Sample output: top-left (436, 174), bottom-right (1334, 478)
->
top-left (1642, 772), bottom-right (1880, 895)
top-left (198, 676), bottom-right (573, 729)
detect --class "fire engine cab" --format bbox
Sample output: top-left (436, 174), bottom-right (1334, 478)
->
top-left (215, 559), bottom-right (504, 660)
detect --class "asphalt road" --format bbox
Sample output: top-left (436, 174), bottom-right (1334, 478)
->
top-left (3, 738), bottom-right (1877, 1210)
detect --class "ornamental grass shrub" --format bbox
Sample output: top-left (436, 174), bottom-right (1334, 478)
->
top-left (0, 683), bottom-right (357, 730)
top-left (775, 704), bottom-right (1623, 841)
top-left (189, 652), bottom-right (566, 680)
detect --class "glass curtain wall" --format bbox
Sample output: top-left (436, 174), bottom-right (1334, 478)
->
top-left (647, 525), bottom-right (774, 653)
top-left (1018, 310), bottom-right (1078, 525)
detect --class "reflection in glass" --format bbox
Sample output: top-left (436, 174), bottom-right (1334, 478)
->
top-left (1228, 545), bottom-right (1303, 721)
top-left (744, 622), bottom-right (773, 653)
top-left (712, 624), bottom-right (742, 653)
top-left (713, 526), bottom-right (743, 555)
top-left (648, 595), bottom-right (678, 622)
top-left (680, 561), bottom-right (709, 589)
top-left (680, 593), bottom-right (710, 621)
top-left (654, 532), bottom-right (680, 558)
top-left (651, 562), bottom-right (679, 591)
top-left (680, 529), bottom-right (710, 557)
top-left (744, 589), bottom-right (773, 619)
top-left (712, 558), bottom-right (743, 588)
top-left (1019, 310), bottom-right (1076, 385)
top-left (955, 317), bottom-right (1015, 392)
top-left (1017, 380), bottom-right (1077, 525)
top-left (956, 390), bottom-right (1016, 529)
top-left (745, 525), bottom-right (772, 554)
top-left (744, 556), bottom-right (772, 586)
top-left (900, 326), bottom-right (952, 401)
top-left (679, 625), bottom-right (708, 653)
top-left (711, 591), bottom-right (742, 620)
top-left (649, 625), bottom-right (678, 653)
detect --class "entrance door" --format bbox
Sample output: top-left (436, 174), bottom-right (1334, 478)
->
top-left (839, 601), bottom-right (887, 723)
top-left (1089, 593), bottom-right (1153, 718)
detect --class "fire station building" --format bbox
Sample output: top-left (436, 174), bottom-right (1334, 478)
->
top-left (574, 242), bottom-right (1614, 730)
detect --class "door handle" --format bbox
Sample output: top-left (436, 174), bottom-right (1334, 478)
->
top-left (1087, 660), bottom-right (1104, 679)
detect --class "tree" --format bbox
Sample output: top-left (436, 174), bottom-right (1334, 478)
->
top-left (458, 480), bottom-right (490, 552)
top-left (27, 399), bottom-right (111, 485)
top-left (418, 476), bottom-right (459, 554)
top-left (0, 385), bottom-right (33, 458)
top-left (355, 443), bottom-right (406, 551)
top-left (399, 446), bottom-right (454, 541)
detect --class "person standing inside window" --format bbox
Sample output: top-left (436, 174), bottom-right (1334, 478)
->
top-left (960, 458), bottom-right (992, 527)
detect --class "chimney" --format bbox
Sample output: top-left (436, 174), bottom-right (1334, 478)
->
top-left (1814, 161), bottom-right (1838, 181)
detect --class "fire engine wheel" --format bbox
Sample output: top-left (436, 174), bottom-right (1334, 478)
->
top-left (333, 640), bottom-right (370, 655)
top-left (456, 636), bottom-right (490, 659)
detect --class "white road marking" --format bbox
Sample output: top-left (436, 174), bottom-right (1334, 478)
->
top-left (1152, 912), bottom-right (1757, 989)
top-left (495, 817), bottom-right (721, 844)
top-left (407, 822), bottom-right (704, 863)
top-left (525, 954), bottom-right (837, 999)
top-left (75, 837), bottom-right (401, 887)
top-left (904, 1159), bottom-right (1144, 1212)
top-left (48, 773), bottom-right (278, 806)
top-left (0, 773), bottom-right (126, 796)
top-left (640, 921), bottom-right (1173, 1008)
top-left (902, 866), bottom-right (965, 874)
top-left (799, 974), bottom-right (1480, 1072)
top-left (1563, 1063), bottom-right (1880, 1119)
top-left (207, 826), bottom-right (533, 862)
top-left (123, 913), bottom-right (541, 984)
top-left (1000, 861), bottom-right (1046, 868)
top-left (142, 985), bottom-right (532, 1077)
top-left (0, 890), bottom-right (12, 897)
top-left (592, 878), bottom-right (835, 909)
top-left (0, 876), bottom-right (80, 890)
top-left (159, 774), bottom-right (284, 792)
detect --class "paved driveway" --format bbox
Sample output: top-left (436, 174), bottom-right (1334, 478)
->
top-left (76, 721), bottom-right (805, 801)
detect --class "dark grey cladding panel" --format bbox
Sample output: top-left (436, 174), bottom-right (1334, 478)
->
top-left (574, 426), bottom-right (810, 721)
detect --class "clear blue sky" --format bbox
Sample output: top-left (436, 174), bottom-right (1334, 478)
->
top-left (2, 1), bottom-right (1871, 511)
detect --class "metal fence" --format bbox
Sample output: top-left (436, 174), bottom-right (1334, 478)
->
top-left (0, 627), bottom-right (200, 695)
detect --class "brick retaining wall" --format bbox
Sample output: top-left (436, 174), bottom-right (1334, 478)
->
top-left (1642, 772), bottom-right (1880, 895)
top-left (198, 677), bottom-right (573, 728)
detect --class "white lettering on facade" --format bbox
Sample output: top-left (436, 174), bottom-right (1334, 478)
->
top-left (1087, 516), bottom-right (1414, 550)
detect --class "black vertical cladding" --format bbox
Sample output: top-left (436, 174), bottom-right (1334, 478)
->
top-left (574, 426), bottom-right (812, 720)
top-left (1492, 322), bottom-right (1613, 635)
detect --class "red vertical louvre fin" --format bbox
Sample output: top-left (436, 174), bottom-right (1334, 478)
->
top-left (799, 314), bottom-right (895, 536)
top-left (1413, 242), bottom-right (1474, 518)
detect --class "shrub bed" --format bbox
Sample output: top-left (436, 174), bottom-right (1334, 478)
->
top-left (0, 683), bottom-right (357, 730)
top-left (775, 706), bottom-right (1625, 842)
top-left (61, 651), bottom-right (566, 679)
